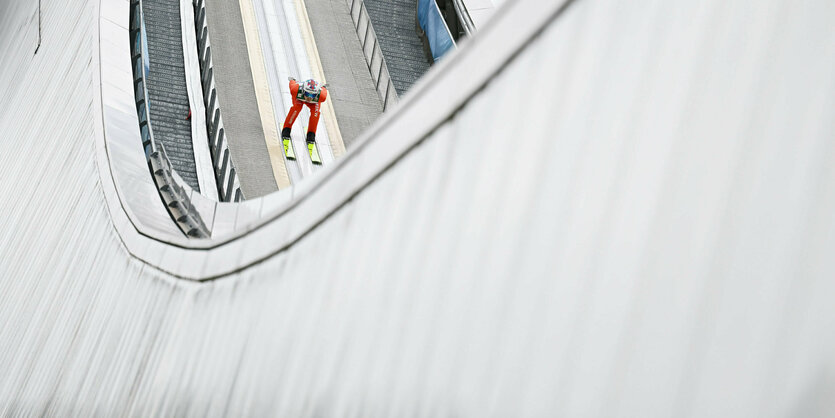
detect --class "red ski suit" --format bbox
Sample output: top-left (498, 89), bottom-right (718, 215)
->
top-left (283, 79), bottom-right (328, 136)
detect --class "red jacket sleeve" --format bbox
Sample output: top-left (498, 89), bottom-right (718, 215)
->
top-left (318, 88), bottom-right (328, 103)
top-left (289, 80), bottom-right (299, 99)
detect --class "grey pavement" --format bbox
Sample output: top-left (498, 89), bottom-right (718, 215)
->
top-left (305, 0), bottom-right (384, 148)
top-left (205, 0), bottom-right (279, 198)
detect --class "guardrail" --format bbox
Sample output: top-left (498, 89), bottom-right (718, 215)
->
top-left (193, 0), bottom-right (244, 202)
top-left (129, 0), bottom-right (211, 237)
top-left (347, 0), bottom-right (399, 110)
top-left (450, 0), bottom-right (474, 37)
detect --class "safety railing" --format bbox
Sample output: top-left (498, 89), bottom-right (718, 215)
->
top-left (347, 0), bottom-right (399, 110)
top-left (193, 0), bottom-right (244, 202)
top-left (450, 0), bottom-right (474, 37)
top-left (129, 0), bottom-right (211, 237)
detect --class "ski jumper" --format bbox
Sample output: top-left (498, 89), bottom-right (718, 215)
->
top-left (283, 79), bottom-right (328, 142)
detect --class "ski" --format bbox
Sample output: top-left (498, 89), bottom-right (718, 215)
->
top-left (282, 136), bottom-right (296, 160)
top-left (307, 141), bottom-right (322, 165)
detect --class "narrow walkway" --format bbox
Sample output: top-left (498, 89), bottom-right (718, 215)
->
top-left (142, 0), bottom-right (200, 191)
top-left (363, 0), bottom-right (430, 95)
top-left (205, 0), bottom-right (279, 198)
top-left (304, 0), bottom-right (383, 148)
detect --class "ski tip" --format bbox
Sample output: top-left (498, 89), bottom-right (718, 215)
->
top-left (282, 137), bottom-right (296, 160)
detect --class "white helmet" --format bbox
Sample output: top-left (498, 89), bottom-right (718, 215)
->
top-left (301, 79), bottom-right (321, 102)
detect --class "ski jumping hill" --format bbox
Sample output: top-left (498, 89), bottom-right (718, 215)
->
top-left (0, 0), bottom-right (833, 414)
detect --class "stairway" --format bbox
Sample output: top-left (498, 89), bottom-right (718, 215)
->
top-left (363, 0), bottom-right (431, 95)
top-left (142, 0), bottom-right (201, 192)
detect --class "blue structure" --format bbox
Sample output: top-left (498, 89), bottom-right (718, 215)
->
top-left (417, 0), bottom-right (455, 61)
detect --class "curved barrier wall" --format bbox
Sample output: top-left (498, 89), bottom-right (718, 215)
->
top-left (2, 0), bottom-right (835, 414)
top-left (129, 0), bottom-right (210, 237)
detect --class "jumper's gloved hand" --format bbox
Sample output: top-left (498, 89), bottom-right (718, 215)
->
top-left (288, 77), bottom-right (296, 82)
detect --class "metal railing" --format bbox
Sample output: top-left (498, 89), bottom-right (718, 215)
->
top-left (450, 0), bottom-right (474, 37)
top-left (129, 0), bottom-right (211, 238)
top-left (193, 0), bottom-right (244, 202)
top-left (348, 0), bottom-right (399, 110)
